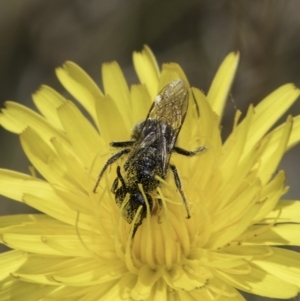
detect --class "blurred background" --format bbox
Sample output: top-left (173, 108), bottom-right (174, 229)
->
top-left (0, 0), bottom-right (300, 299)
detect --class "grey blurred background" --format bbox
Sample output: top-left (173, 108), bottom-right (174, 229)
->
top-left (0, 0), bottom-right (300, 299)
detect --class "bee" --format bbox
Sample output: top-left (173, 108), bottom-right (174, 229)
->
top-left (93, 78), bottom-right (205, 236)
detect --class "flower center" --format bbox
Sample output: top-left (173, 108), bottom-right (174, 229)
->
top-left (113, 187), bottom-right (195, 272)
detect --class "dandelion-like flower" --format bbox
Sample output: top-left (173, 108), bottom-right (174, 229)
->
top-left (0, 46), bottom-right (300, 301)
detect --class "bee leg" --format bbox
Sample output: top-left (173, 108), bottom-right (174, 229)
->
top-left (93, 149), bottom-right (130, 193)
top-left (116, 166), bottom-right (127, 188)
top-left (112, 165), bottom-right (127, 194)
top-left (111, 177), bottom-right (119, 193)
top-left (169, 164), bottom-right (191, 219)
top-left (110, 141), bottom-right (135, 148)
top-left (173, 145), bottom-right (206, 157)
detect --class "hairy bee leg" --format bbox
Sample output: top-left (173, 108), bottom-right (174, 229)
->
top-left (110, 140), bottom-right (135, 148)
top-left (173, 145), bottom-right (206, 156)
top-left (169, 164), bottom-right (191, 219)
top-left (111, 177), bottom-right (119, 193)
top-left (93, 148), bottom-right (130, 193)
top-left (116, 166), bottom-right (127, 188)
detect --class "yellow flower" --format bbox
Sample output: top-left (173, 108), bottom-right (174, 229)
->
top-left (1, 45), bottom-right (300, 301)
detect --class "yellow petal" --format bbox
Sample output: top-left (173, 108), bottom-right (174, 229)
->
top-left (0, 230), bottom-right (63, 256)
top-left (14, 256), bottom-right (125, 286)
top-left (95, 94), bottom-right (129, 141)
top-left (44, 286), bottom-right (91, 300)
top-left (253, 171), bottom-right (286, 222)
top-left (57, 100), bottom-right (103, 169)
top-left (216, 264), bottom-right (298, 298)
top-left (0, 169), bottom-right (47, 202)
top-left (20, 127), bottom-right (66, 184)
top-left (266, 114), bottom-right (300, 153)
top-left (56, 61), bottom-right (102, 124)
top-left (23, 194), bottom-right (92, 231)
top-left (51, 137), bottom-right (90, 194)
top-left (133, 45), bottom-right (160, 99)
top-left (50, 260), bottom-right (126, 286)
top-left (102, 61), bottom-right (131, 129)
top-left (0, 250), bottom-right (27, 281)
top-left (130, 265), bottom-right (161, 300)
top-left (256, 115), bottom-right (293, 184)
top-left (253, 247), bottom-right (300, 288)
top-left (32, 85), bottom-right (66, 130)
top-left (207, 52), bottom-right (239, 119)
top-left (184, 88), bottom-right (222, 188)
top-left (0, 101), bottom-right (67, 145)
top-left (0, 228), bottom-right (97, 257)
top-left (82, 276), bottom-right (134, 300)
top-left (0, 214), bottom-right (93, 256)
top-left (159, 63), bottom-right (188, 90)
top-left (263, 200), bottom-right (300, 223)
top-left (243, 224), bottom-right (300, 246)
top-left (220, 105), bottom-right (254, 181)
top-left (148, 280), bottom-right (167, 301)
top-left (0, 171), bottom-right (92, 229)
top-left (0, 280), bottom-right (56, 301)
top-left (130, 84), bottom-right (152, 126)
top-left (209, 182), bottom-right (262, 249)
top-left (244, 84), bottom-right (300, 152)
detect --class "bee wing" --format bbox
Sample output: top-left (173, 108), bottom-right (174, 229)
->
top-left (147, 79), bottom-right (189, 132)
top-left (132, 79), bottom-right (189, 174)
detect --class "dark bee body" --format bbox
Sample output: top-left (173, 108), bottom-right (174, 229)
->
top-left (94, 79), bottom-right (205, 236)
